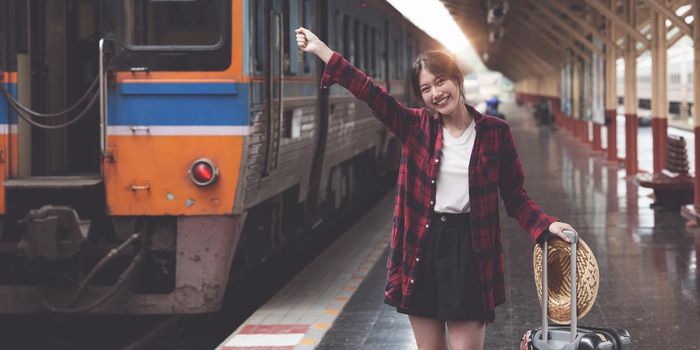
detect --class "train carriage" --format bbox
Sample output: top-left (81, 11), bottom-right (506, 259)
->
top-left (0, 0), bottom-right (441, 314)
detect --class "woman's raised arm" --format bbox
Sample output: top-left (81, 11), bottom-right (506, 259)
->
top-left (296, 27), bottom-right (420, 142)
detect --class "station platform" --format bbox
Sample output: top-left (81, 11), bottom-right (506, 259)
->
top-left (218, 102), bottom-right (700, 349)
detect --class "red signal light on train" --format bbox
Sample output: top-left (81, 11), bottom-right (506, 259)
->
top-left (189, 158), bottom-right (219, 186)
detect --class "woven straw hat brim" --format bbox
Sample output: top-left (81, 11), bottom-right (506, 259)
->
top-left (533, 237), bottom-right (599, 324)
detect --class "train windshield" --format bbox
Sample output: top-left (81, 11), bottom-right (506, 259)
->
top-left (122, 0), bottom-right (225, 48)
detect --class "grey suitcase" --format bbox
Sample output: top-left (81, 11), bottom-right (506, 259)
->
top-left (520, 230), bottom-right (631, 350)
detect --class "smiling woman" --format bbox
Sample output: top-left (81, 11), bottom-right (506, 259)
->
top-left (296, 25), bottom-right (577, 350)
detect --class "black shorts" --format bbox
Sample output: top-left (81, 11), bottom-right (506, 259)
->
top-left (395, 212), bottom-right (484, 321)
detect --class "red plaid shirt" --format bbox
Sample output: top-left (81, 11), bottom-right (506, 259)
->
top-left (321, 52), bottom-right (557, 322)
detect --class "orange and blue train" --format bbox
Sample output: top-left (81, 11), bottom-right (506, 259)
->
top-left (0, 0), bottom-right (441, 314)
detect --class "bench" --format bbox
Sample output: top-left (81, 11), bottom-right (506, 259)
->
top-left (636, 135), bottom-right (694, 210)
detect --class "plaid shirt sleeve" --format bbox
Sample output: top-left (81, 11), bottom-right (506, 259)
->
top-left (498, 124), bottom-right (557, 241)
top-left (320, 52), bottom-right (421, 142)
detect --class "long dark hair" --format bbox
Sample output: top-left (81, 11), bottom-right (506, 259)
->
top-left (411, 50), bottom-right (465, 101)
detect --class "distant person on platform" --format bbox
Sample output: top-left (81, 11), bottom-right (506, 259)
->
top-left (485, 95), bottom-right (506, 120)
top-left (295, 27), bottom-right (576, 350)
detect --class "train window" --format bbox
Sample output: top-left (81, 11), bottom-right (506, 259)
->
top-left (119, 0), bottom-right (230, 71)
top-left (354, 20), bottom-right (361, 68)
top-left (302, 0), bottom-right (312, 74)
top-left (371, 28), bottom-right (377, 78)
top-left (123, 0), bottom-right (224, 47)
top-left (252, 0), bottom-right (265, 73)
top-left (379, 29), bottom-right (386, 80)
top-left (393, 38), bottom-right (400, 80)
top-left (334, 11), bottom-right (342, 54)
top-left (343, 15), bottom-right (352, 63)
top-left (283, 109), bottom-right (302, 139)
top-left (283, 0), bottom-right (293, 74)
top-left (363, 24), bottom-right (369, 75)
top-left (0, 1), bottom-right (7, 71)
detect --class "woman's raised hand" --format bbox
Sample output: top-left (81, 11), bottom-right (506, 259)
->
top-left (295, 27), bottom-right (333, 63)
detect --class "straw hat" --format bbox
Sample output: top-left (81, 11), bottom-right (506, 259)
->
top-left (533, 237), bottom-right (599, 324)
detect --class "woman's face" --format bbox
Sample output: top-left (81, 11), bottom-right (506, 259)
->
top-left (418, 68), bottom-right (461, 115)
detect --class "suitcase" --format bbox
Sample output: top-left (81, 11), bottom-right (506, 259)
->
top-left (520, 230), bottom-right (632, 350)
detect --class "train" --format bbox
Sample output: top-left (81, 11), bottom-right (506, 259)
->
top-left (0, 0), bottom-right (441, 314)
top-left (616, 37), bottom-right (695, 115)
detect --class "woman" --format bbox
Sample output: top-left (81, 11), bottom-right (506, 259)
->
top-left (295, 27), bottom-right (575, 350)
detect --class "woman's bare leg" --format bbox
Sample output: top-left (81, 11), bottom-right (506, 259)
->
top-left (445, 320), bottom-right (485, 350)
top-left (408, 315), bottom-right (448, 350)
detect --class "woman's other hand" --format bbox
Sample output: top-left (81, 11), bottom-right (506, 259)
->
top-left (295, 27), bottom-right (333, 63)
top-left (547, 222), bottom-right (576, 243)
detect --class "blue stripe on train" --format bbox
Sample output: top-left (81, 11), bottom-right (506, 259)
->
top-left (0, 83), bottom-right (17, 125)
top-left (108, 82), bottom-right (249, 126)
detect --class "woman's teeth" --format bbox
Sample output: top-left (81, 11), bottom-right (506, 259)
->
top-left (434, 96), bottom-right (448, 106)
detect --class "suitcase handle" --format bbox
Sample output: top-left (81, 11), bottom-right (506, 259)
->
top-left (541, 229), bottom-right (578, 344)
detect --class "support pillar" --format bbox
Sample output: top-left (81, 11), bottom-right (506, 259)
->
top-left (592, 124), bottom-right (602, 151)
top-left (693, 0), bottom-right (700, 204)
top-left (624, 0), bottom-right (638, 176)
top-left (605, 0), bottom-right (617, 162)
top-left (651, 9), bottom-right (668, 173)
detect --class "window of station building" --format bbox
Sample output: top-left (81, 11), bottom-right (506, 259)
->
top-left (120, 0), bottom-right (230, 70)
top-left (123, 0), bottom-right (224, 48)
top-left (670, 73), bottom-right (681, 85)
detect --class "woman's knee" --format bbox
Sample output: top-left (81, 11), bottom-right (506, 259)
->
top-left (446, 320), bottom-right (485, 350)
top-left (408, 315), bottom-right (447, 350)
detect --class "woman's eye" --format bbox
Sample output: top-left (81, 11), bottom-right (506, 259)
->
top-left (421, 88), bottom-right (429, 94)
top-left (437, 79), bottom-right (445, 86)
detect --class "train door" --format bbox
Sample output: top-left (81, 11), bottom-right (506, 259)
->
top-left (3, 0), bottom-right (105, 236)
top-left (264, 0), bottom-right (284, 176)
top-left (15, 0), bottom-right (101, 178)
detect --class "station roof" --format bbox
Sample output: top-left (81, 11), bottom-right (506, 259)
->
top-left (440, 0), bottom-right (692, 81)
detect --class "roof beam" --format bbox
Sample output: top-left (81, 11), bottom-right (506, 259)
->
top-left (583, 0), bottom-right (651, 48)
top-left (645, 0), bottom-right (693, 37)
top-left (510, 16), bottom-right (569, 61)
top-left (516, 9), bottom-right (592, 64)
top-left (546, 0), bottom-right (621, 53)
top-left (525, 0), bottom-right (604, 56)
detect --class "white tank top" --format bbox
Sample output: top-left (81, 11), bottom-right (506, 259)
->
top-left (434, 121), bottom-right (476, 213)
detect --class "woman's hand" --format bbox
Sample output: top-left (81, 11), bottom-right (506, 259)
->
top-left (547, 222), bottom-right (577, 243)
top-left (295, 27), bottom-right (333, 63)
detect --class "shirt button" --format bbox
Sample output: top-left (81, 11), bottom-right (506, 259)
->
top-left (425, 224), bottom-right (429, 228)
top-left (416, 257), bottom-right (420, 262)
top-left (434, 158), bottom-right (439, 163)
top-left (410, 279), bottom-right (415, 284)
top-left (430, 200), bottom-right (434, 205)
top-left (431, 179), bottom-right (435, 184)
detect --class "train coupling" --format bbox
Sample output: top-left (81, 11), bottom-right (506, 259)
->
top-left (17, 205), bottom-right (91, 260)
